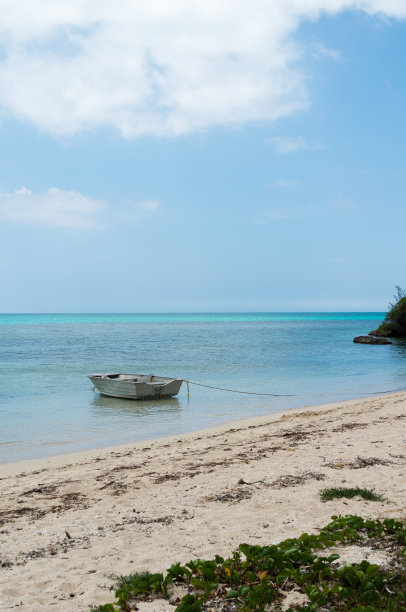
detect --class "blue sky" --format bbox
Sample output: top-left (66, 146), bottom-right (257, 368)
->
top-left (0, 2), bottom-right (405, 312)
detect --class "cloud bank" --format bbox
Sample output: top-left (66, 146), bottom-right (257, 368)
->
top-left (0, 1), bottom-right (404, 138)
top-left (0, 188), bottom-right (159, 228)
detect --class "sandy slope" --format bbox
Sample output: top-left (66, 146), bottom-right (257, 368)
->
top-left (1, 392), bottom-right (406, 610)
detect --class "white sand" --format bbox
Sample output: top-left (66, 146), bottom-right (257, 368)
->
top-left (1, 392), bottom-right (405, 610)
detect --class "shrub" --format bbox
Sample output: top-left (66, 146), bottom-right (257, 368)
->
top-left (92, 515), bottom-right (406, 611)
top-left (370, 286), bottom-right (406, 338)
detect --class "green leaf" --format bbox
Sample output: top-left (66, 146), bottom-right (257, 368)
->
top-left (226, 589), bottom-right (238, 599)
top-left (361, 581), bottom-right (375, 592)
top-left (340, 586), bottom-right (354, 599)
top-left (362, 590), bottom-right (380, 604)
top-left (284, 547), bottom-right (299, 556)
top-left (239, 586), bottom-right (251, 597)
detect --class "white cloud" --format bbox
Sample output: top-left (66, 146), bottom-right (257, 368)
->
top-left (0, 187), bottom-right (107, 228)
top-left (268, 135), bottom-right (312, 153)
top-left (0, 1), bottom-right (404, 138)
top-left (311, 40), bottom-right (343, 62)
top-left (0, 188), bottom-right (160, 228)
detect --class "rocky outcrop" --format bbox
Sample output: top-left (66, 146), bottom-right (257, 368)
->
top-left (353, 335), bottom-right (392, 345)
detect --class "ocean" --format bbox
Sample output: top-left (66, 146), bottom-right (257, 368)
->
top-left (1, 312), bottom-right (405, 463)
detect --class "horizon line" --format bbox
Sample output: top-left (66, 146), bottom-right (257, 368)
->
top-left (0, 310), bottom-right (386, 315)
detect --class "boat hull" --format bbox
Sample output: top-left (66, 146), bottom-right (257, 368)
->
top-left (88, 373), bottom-right (183, 400)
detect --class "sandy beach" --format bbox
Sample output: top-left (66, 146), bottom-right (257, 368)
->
top-left (1, 391), bottom-right (405, 610)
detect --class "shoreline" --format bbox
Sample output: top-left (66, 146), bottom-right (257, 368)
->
top-left (0, 391), bottom-right (397, 476)
top-left (1, 391), bottom-right (406, 610)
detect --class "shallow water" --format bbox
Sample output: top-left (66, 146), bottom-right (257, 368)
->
top-left (1, 312), bottom-right (405, 463)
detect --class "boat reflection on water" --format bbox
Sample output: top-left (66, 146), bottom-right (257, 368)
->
top-left (90, 393), bottom-right (182, 417)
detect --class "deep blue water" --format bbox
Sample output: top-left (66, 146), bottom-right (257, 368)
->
top-left (1, 312), bottom-right (405, 463)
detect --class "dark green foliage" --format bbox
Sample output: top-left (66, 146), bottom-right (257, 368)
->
top-left (320, 486), bottom-right (385, 503)
top-left (93, 515), bottom-right (406, 611)
top-left (371, 286), bottom-right (406, 338)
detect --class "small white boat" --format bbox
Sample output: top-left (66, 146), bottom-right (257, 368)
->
top-left (89, 373), bottom-right (183, 400)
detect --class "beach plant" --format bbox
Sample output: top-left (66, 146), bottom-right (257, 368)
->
top-left (371, 285), bottom-right (406, 337)
top-left (320, 486), bottom-right (385, 503)
top-left (92, 514), bottom-right (406, 611)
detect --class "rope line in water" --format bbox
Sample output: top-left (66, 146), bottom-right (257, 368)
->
top-left (184, 379), bottom-right (406, 399)
top-left (185, 379), bottom-right (297, 397)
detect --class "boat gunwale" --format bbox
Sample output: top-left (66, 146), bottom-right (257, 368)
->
top-left (88, 373), bottom-right (183, 383)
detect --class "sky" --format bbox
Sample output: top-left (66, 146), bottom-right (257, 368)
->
top-left (0, 0), bottom-right (405, 312)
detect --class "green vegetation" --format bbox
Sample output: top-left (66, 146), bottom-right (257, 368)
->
top-left (93, 515), bottom-right (406, 611)
top-left (320, 487), bottom-right (385, 503)
top-left (371, 286), bottom-right (406, 338)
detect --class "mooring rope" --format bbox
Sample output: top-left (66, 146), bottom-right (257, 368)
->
top-left (185, 379), bottom-right (297, 397)
top-left (184, 379), bottom-right (406, 399)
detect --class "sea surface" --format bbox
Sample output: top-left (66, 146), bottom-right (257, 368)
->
top-left (1, 312), bottom-right (405, 464)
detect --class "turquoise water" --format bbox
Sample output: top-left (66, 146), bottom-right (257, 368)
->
top-left (1, 312), bottom-right (405, 463)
